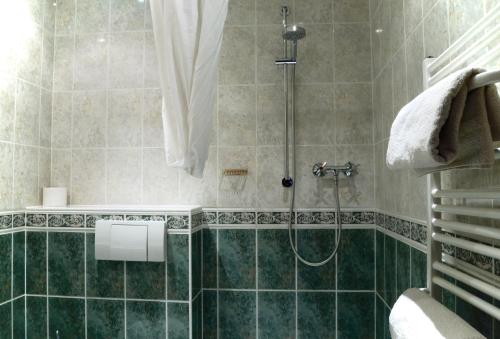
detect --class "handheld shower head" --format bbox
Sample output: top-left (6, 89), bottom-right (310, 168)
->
top-left (283, 25), bottom-right (306, 41)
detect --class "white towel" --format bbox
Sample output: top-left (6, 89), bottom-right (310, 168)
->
top-left (389, 289), bottom-right (485, 339)
top-left (386, 67), bottom-right (500, 175)
top-left (150, 0), bottom-right (228, 178)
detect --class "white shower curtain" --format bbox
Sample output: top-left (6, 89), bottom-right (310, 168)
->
top-left (150, 0), bottom-right (228, 177)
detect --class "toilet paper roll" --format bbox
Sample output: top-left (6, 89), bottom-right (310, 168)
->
top-left (43, 187), bottom-right (68, 207)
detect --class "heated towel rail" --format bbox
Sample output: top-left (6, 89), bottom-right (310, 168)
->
top-left (424, 2), bottom-right (500, 321)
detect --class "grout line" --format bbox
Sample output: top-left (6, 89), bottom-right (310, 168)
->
top-left (124, 259), bottom-right (127, 339)
top-left (216, 228), bottom-right (219, 339)
top-left (10, 232), bottom-right (13, 339)
top-left (255, 228), bottom-right (258, 339)
top-left (46, 229), bottom-right (49, 338)
top-left (24, 230), bottom-right (27, 339)
top-left (83, 232), bottom-right (88, 339)
top-left (294, 226), bottom-right (298, 339)
top-left (188, 226), bottom-right (193, 339)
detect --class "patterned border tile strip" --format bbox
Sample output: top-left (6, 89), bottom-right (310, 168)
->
top-left (203, 212), bottom-right (217, 225)
top-left (410, 222), bottom-right (427, 245)
top-left (297, 211), bottom-right (336, 224)
top-left (0, 214), bottom-right (12, 229)
top-left (166, 215), bottom-right (190, 229)
top-left (26, 213), bottom-right (47, 227)
top-left (257, 212), bottom-right (293, 224)
top-left (13, 213), bottom-right (25, 228)
top-left (218, 212), bottom-right (256, 225)
top-left (125, 214), bottom-right (166, 222)
top-left (85, 214), bottom-right (124, 228)
top-left (342, 211), bottom-right (375, 224)
top-left (377, 212), bottom-right (427, 246)
top-left (48, 214), bottom-right (85, 228)
top-left (191, 213), bottom-right (203, 228)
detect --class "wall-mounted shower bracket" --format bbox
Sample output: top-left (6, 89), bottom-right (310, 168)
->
top-left (275, 58), bottom-right (297, 65)
top-left (312, 162), bottom-right (354, 177)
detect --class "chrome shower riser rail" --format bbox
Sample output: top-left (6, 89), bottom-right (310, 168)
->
top-left (276, 8), bottom-right (339, 267)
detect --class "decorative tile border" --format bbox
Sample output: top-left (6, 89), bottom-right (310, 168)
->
top-left (0, 212), bottom-right (25, 231)
top-left (125, 214), bottom-right (165, 222)
top-left (203, 212), bottom-right (217, 225)
top-left (218, 212), bottom-right (256, 225)
top-left (13, 213), bottom-right (25, 228)
top-left (342, 211), bottom-right (375, 225)
top-left (191, 213), bottom-right (203, 228)
top-left (209, 210), bottom-right (375, 226)
top-left (257, 212), bottom-right (293, 224)
top-left (297, 211), bottom-right (336, 224)
top-left (375, 212), bottom-right (427, 246)
top-left (166, 215), bottom-right (190, 229)
top-left (0, 214), bottom-right (12, 229)
top-left (48, 214), bottom-right (85, 228)
top-left (86, 214), bottom-right (125, 228)
top-left (26, 213), bottom-right (47, 227)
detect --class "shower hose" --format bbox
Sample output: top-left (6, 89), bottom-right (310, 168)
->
top-left (287, 172), bottom-right (342, 267)
top-left (285, 66), bottom-right (342, 267)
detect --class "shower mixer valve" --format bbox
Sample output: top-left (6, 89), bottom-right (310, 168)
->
top-left (312, 162), bottom-right (354, 177)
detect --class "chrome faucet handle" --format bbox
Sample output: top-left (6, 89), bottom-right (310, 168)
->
top-left (344, 162), bottom-right (353, 177)
top-left (312, 162), bottom-right (327, 177)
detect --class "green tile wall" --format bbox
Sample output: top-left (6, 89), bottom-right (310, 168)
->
top-left (257, 229), bottom-right (295, 290)
top-left (218, 229), bottom-right (256, 289)
top-left (26, 232), bottom-right (47, 295)
top-left (5, 229), bottom-right (195, 339)
top-left (258, 291), bottom-right (295, 339)
top-left (13, 297), bottom-right (25, 339)
top-left (167, 234), bottom-right (190, 301)
top-left (297, 229), bottom-right (337, 290)
top-left (375, 229), bottom-right (428, 339)
top-left (297, 292), bottom-right (336, 339)
top-left (0, 301), bottom-right (12, 338)
top-left (87, 299), bottom-right (125, 339)
top-left (219, 291), bottom-right (256, 339)
top-left (203, 227), bottom-right (376, 339)
top-left (86, 233), bottom-right (124, 298)
top-left (0, 233), bottom-right (12, 303)
top-left (48, 232), bottom-right (85, 296)
top-left (49, 297), bottom-right (86, 338)
top-left (13, 232), bottom-right (25, 298)
top-left (26, 296), bottom-right (47, 339)
top-left (126, 301), bottom-right (166, 339)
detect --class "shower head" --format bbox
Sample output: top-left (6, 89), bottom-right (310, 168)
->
top-left (283, 25), bottom-right (306, 41)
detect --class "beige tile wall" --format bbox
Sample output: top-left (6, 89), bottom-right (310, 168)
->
top-left (371, 0), bottom-right (499, 222)
top-left (0, 0), bottom-right (55, 210)
top-left (50, 0), bottom-right (375, 208)
top-left (2, 0), bottom-right (496, 213)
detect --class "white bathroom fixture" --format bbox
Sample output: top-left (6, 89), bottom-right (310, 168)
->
top-left (424, 2), bottom-right (500, 321)
top-left (95, 220), bottom-right (165, 262)
top-left (42, 187), bottom-right (67, 207)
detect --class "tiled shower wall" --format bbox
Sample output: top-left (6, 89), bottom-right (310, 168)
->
top-left (371, 1), bottom-right (500, 338)
top-left (0, 1), bottom-right (55, 210)
top-left (49, 0), bottom-right (375, 209)
top-left (371, 0), bottom-right (500, 223)
top-left (0, 210), bottom-right (201, 339)
top-left (201, 211), bottom-right (377, 339)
